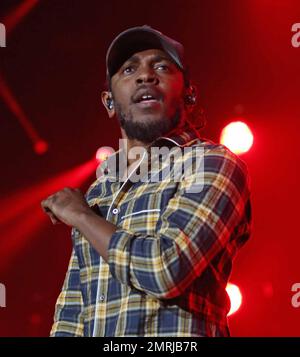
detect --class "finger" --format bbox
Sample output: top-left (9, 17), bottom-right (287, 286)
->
top-left (50, 214), bottom-right (62, 224)
top-left (49, 214), bottom-right (58, 224)
top-left (41, 198), bottom-right (59, 221)
top-left (41, 193), bottom-right (58, 211)
top-left (41, 196), bottom-right (53, 209)
top-left (45, 207), bottom-right (61, 224)
top-left (41, 199), bottom-right (50, 212)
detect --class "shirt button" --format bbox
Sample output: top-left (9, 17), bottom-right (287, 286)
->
top-left (112, 208), bottom-right (119, 215)
top-left (99, 294), bottom-right (105, 302)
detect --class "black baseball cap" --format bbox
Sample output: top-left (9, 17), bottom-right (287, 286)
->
top-left (106, 25), bottom-right (186, 81)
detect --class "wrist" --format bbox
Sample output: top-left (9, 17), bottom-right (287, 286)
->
top-left (73, 207), bottom-right (97, 230)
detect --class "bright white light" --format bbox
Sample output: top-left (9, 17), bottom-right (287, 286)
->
top-left (96, 146), bottom-right (114, 163)
top-left (220, 121), bottom-right (253, 155)
top-left (226, 283), bottom-right (242, 316)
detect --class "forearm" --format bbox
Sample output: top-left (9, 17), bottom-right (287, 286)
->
top-left (75, 209), bottom-right (117, 262)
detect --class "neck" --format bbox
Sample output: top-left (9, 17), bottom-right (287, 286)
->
top-left (120, 129), bottom-right (150, 166)
top-left (120, 112), bottom-right (188, 166)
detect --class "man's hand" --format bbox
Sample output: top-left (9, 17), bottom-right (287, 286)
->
top-left (41, 187), bottom-right (117, 261)
top-left (41, 187), bottom-right (91, 227)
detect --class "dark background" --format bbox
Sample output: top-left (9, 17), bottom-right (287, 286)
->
top-left (0, 0), bottom-right (300, 336)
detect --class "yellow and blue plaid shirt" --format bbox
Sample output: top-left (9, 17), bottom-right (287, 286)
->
top-left (50, 129), bottom-right (251, 337)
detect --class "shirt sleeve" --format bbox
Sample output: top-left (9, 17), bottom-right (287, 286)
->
top-left (50, 244), bottom-right (84, 337)
top-left (107, 146), bottom-right (251, 300)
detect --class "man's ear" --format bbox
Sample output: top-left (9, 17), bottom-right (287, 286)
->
top-left (101, 91), bottom-right (115, 118)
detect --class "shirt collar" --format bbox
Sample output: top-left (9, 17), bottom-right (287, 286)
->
top-left (153, 127), bottom-right (200, 148)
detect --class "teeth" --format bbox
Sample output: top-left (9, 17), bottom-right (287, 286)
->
top-left (142, 95), bottom-right (154, 100)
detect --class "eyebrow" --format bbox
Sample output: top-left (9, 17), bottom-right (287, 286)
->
top-left (123, 54), bottom-right (174, 67)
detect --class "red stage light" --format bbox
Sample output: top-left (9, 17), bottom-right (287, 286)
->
top-left (0, 74), bottom-right (47, 155)
top-left (34, 140), bottom-right (48, 155)
top-left (220, 121), bottom-right (253, 155)
top-left (3, 0), bottom-right (39, 34)
top-left (226, 283), bottom-right (243, 316)
top-left (0, 158), bottom-right (98, 271)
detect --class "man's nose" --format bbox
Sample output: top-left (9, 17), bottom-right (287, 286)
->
top-left (136, 67), bottom-right (159, 85)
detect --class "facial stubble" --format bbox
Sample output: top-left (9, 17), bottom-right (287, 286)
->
top-left (114, 99), bottom-right (183, 144)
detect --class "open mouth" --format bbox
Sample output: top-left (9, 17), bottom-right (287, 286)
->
top-left (136, 96), bottom-right (160, 107)
top-left (133, 88), bottom-right (163, 107)
top-left (138, 95), bottom-right (159, 104)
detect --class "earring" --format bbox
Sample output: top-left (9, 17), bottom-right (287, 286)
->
top-left (184, 94), bottom-right (196, 105)
top-left (184, 85), bottom-right (197, 106)
top-left (107, 97), bottom-right (114, 110)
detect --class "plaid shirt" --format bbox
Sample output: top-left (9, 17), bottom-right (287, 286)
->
top-left (50, 129), bottom-right (251, 337)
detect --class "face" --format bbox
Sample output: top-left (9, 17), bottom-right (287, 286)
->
top-left (102, 49), bottom-right (187, 143)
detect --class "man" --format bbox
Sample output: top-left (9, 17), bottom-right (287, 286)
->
top-left (42, 26), bottom-right (251, 337)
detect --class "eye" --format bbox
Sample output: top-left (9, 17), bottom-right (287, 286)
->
top-left (122, 66), bottom-right (135, 75)
top-left (155, 63), bottom-right (169, 71)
